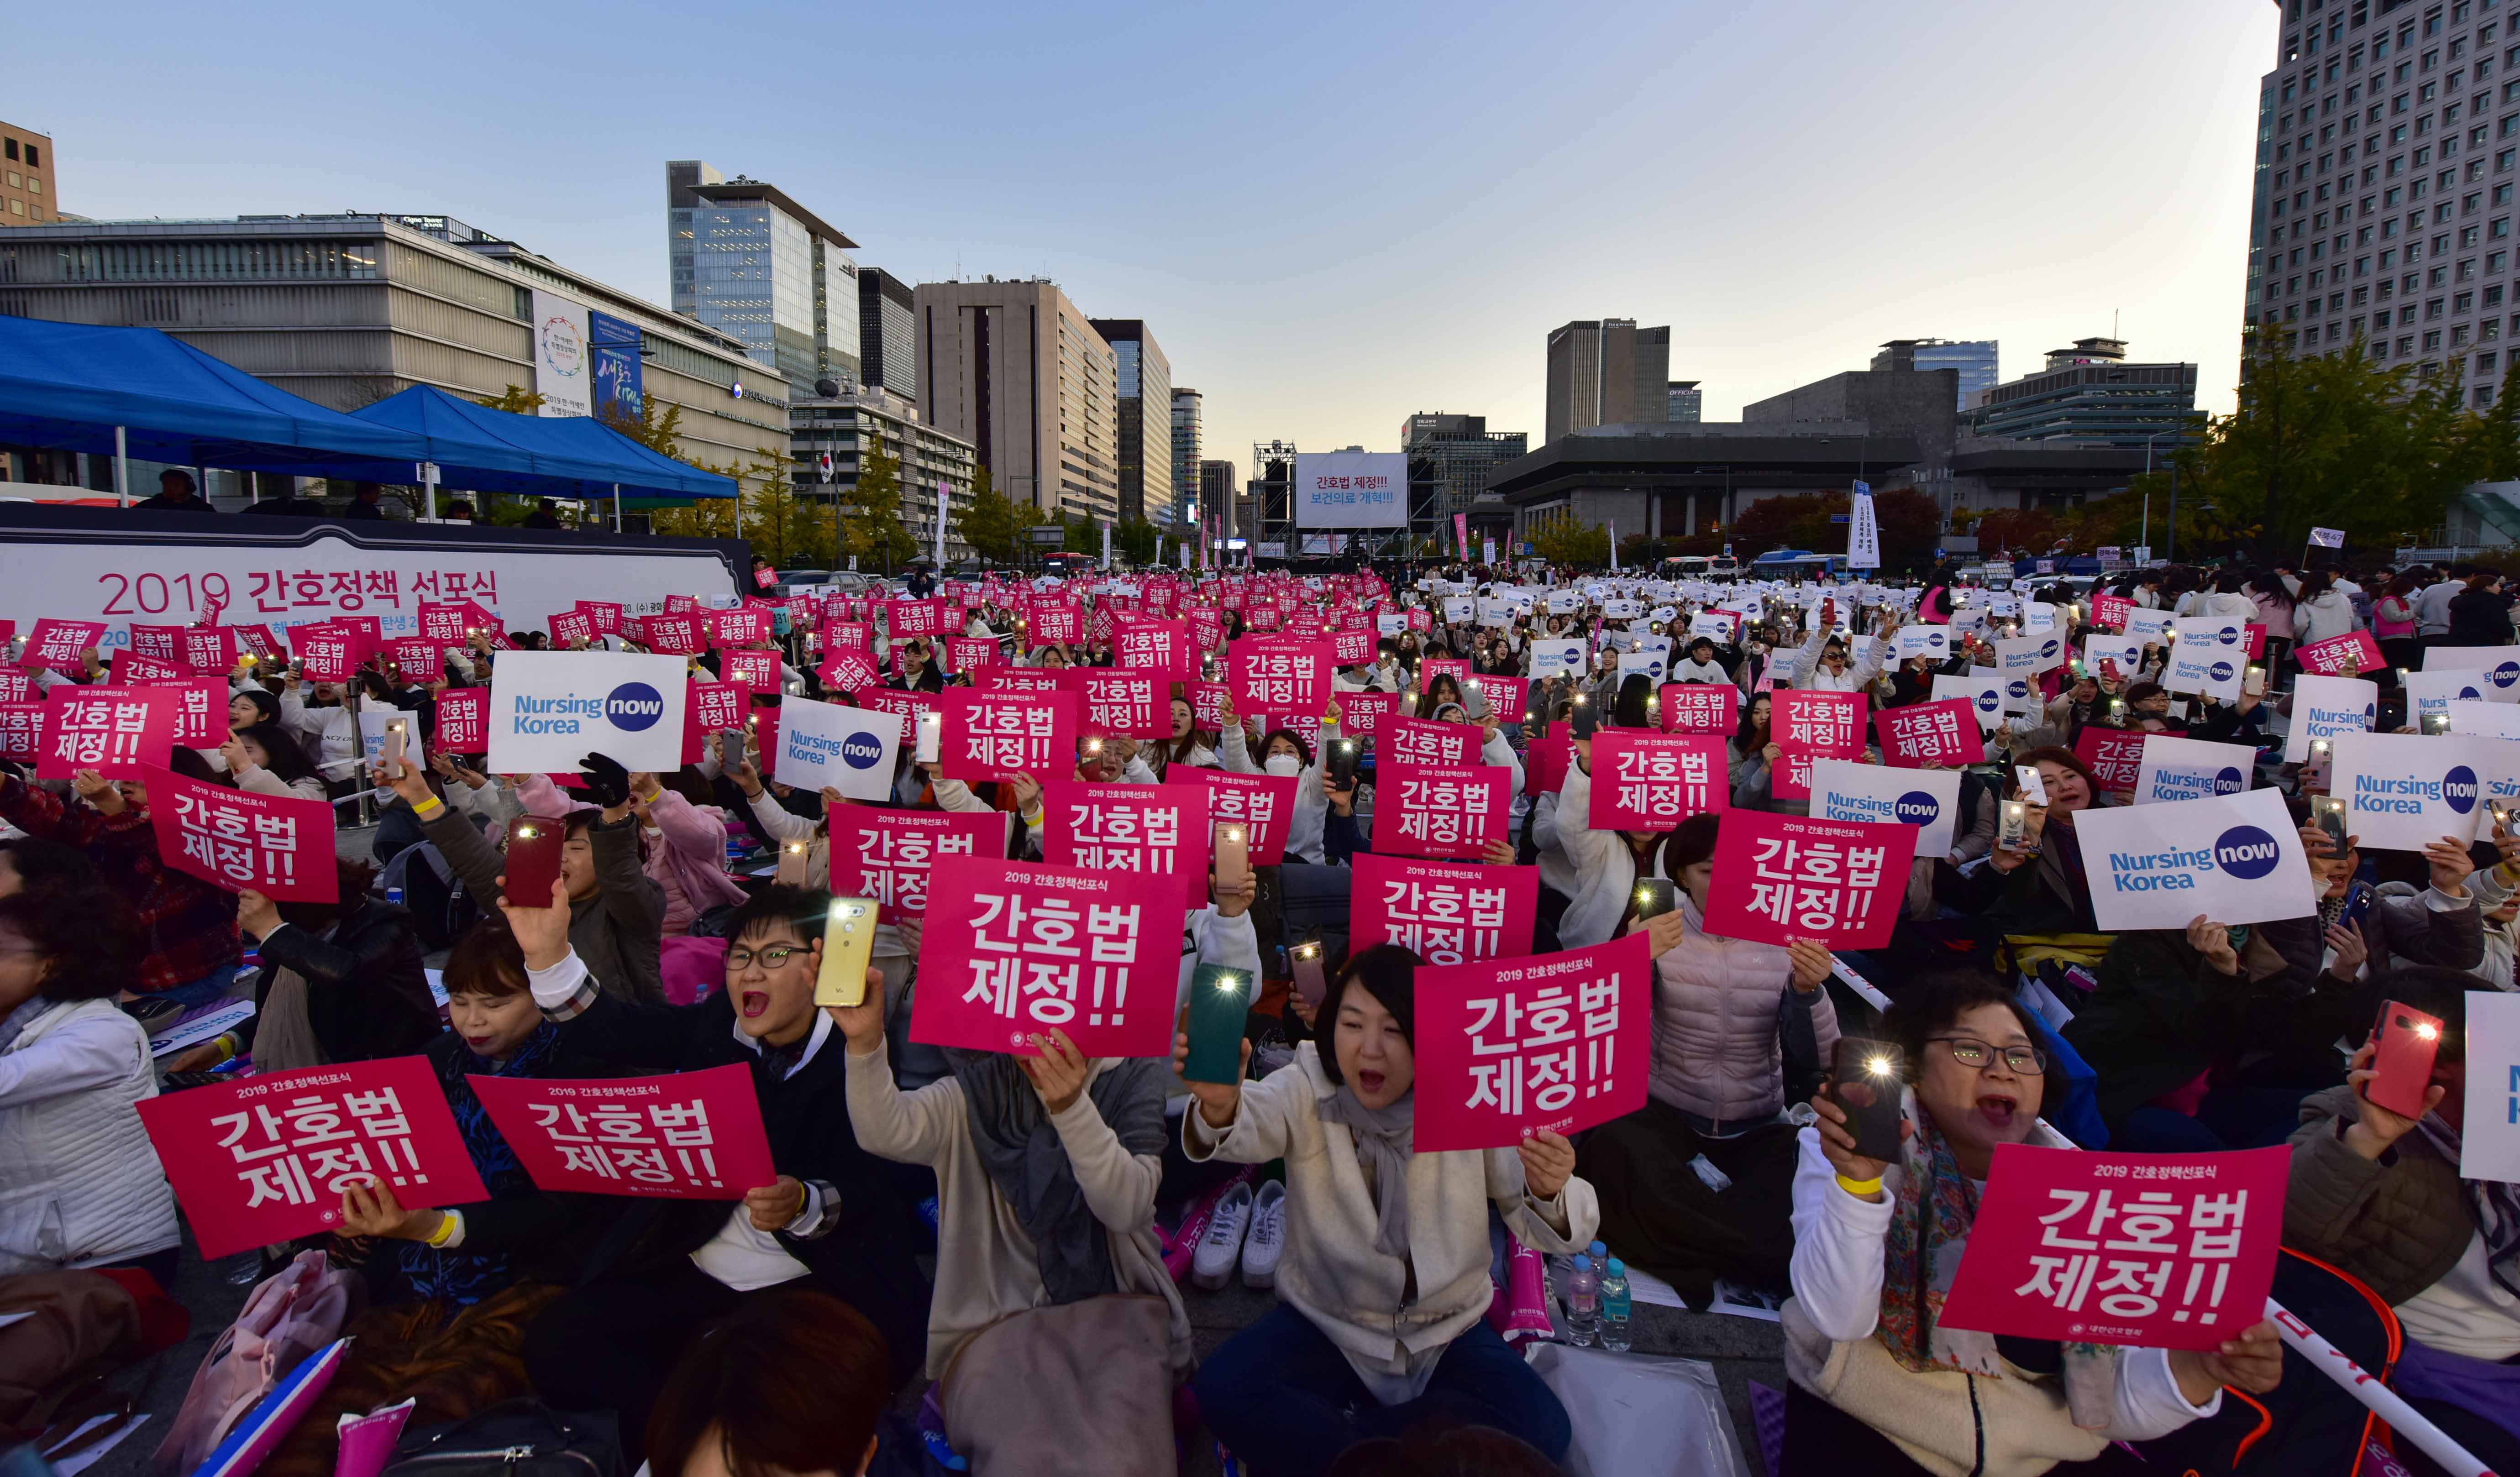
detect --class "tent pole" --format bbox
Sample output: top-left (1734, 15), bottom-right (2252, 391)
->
top-left (114, 426), bottom-right (129, 507)
top-left (614, 483), bottom-right (622, 533)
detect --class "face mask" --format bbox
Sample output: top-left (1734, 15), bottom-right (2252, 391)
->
top-left (1265, 754), bottom-right (1303, 778)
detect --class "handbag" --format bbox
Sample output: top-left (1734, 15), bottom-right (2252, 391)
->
top-left (380, 1398), bottom-right (619, 1477)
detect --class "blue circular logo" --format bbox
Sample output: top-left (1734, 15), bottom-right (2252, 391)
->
top-left (2040, 639), bottom-right (2060, 660)
top-left (841, 733), bottom-right (884, 769)
top-left (2462, 686), bottom-right (2485, 701)
top-left (2007, 679), bottom-right (2029, 699)
top-left (1975, 690), bottom-right (2000, 713)
top-left (2446, 765), bottom-right (2481, 813)
top-left (1895, 791), bottom-right (1940, 826)
top-left (604, 681), bottom-right (665, 732)
top-left (2209, 661), bottom-right (2235, 682)
top-left (2218, 626), bottom-right (2241, 646)
top-left (2214, 824), bottom-right (2283, 880)
top-left (2498, 662), bottom-right (2520, 689)
top-left (2214, 766), bottom-right (2245, 796)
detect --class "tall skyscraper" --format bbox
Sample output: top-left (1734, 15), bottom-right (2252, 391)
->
top-left (1088, 319), bottom-right (1172, 525)
top-left (1667, 381), bottom-right (1703, 423)
top-left (858, 268), bottom-right (916, 406)
top-left (666, 160), bottom-right (860, 395)
top-left (1171, 387), bottom-right (1203, 528)
top-left (1871, 338), bottom-right (2000, 410)
top-left (1199, 459), bottom-right (1236, 539)
top-left (914, 278), bottom-right (1120, 522)
top-left (1544, 319), bottom-right (1670, 443)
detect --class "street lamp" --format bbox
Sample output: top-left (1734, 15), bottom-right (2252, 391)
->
top-left (2140, 430), bottom-right (2178, 556)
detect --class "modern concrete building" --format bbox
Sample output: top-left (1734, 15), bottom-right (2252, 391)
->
top-left (1544, 319), bottom-right (1670, 443)
top-left (1668, 381), bottom-right (1703, 423)
top-left (914, 278), bottom-right (1119, 522)
top-left (1087, 318), bottom-right (1172, 526)
top-left (1171, 387), bottom-right (1202, 529)
top-left (0, 212), bottom-right (789, 497)
top-left (858, 268), bottom-right (916, 406)
top-left (1198, 458), bottom-right (1236, 540)
top-left (1401, 412), bottom-right (1528, 538)
top-left (790, 384), bottom-right (977, 563)
top-left (1964, 338), bottom-right (2202, 448)
top-left (2248, 0), bottom-right (2520, 406)
top-left (667, 160), bottom-right (860, 396)
top-left (0, 122), bottom-right (55, 226)
top-left (1871, 338), bottom-right (2000, 410)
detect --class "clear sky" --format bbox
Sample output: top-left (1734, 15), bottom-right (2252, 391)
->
top-left (9, 0), bottom-right (2272, 487)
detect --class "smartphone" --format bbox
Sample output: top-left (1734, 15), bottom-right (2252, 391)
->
top-left (1326, 737), bottom-right (1361, 789)
top-left (1828, 1040), bottom-right (1907, 1162)
top-left (2337, 879), bottom-right (2378, 931)
top-left (2310, 793), bottom-right (2350, 854)
top-left (2309, 738), bottom-right (2334, 765)
top-left (2000, 800), bottom-right (2029, 849)
top-left (382, 719), bottom-right (407, 780)
top-left (2491, 797), bottom-right (2516, 833)
top-left (502, 816), bottom-right (566, 907)
top-left (1631, 877), bottom-right (1679, 921)
top-left (2425, 711), bottom-right (2452, 736)
top-left (1571, 700), bottom-right (1601, 739)
top-left (776, 839), bottom-right (811, 885)
top-left (915, 710), bottom-right (943, 763)
top-left (1214, 821), bottom-right (1251, 891)
top-left (2014, 765), bottom-right (2049, 807)
top-left (2244, 665), bottom-right (2268, 696)
top-left (2108, 696), bottom-right (2128, 722)
top-left (2367, 1000), bottom-right (2446, 1121)
top-left (1180, 963), bottom-right (1255, 1084)
top-left (814, 897), bottom-right (878, 1008)
top-left (1291, 938), bottom-right (1329, 1009)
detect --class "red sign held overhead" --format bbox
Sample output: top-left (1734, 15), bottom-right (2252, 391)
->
top-left (1070, 670), bottom-right (1170, 739)
top-left (1875, 698), bottom-right (1989, 768)
top-left (1410, 934), bottom-right (1655, 1152)
top-left (37, 686), bottom-right (179, 780)
top-left (1587, 732), bottom-right (1728, 831)
top-left (941, 689), bottom-right (1080, 784)
top-left (21, 619), bottom-right (106, 671)
top-left (1042, 780), bottom-right (1212, 908)
top-left (435, 688), bottom-right (489, 753)
top-left (1658, 682), bottom-right (1740, 735)
top-left (1349, 853), bottom-right (1537, 966)
top-left (466, 1064), bottom-right (776, 1201)
top-left (143, 764), bottom-right (340, 901)
top-left (1382, 715), bottom-right (1475, 767)
top-left (1374, 762), bottom-right (1511, 861)
top-left (1699, 810), bottom-right (1918, 949)
top-left (1186, 769), bottom-right (1299, 866)
top-left (830, 807), bottom-right (1003, 923)
top-left (2074, 727), bottom-right (2148, 795)
top-left (910, 856), bottom-right (1191, 1058)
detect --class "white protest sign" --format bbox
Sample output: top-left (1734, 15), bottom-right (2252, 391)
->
top-left (1617, 653), bottom-right (1667, 686)
top-left (2449, 699), bottom-right (2520, 739)
top-left (1441, 597), bottom-right (1475, 623)
top-left (1993, 637), bottom-right (2053, 714)
top-left (1932, 669), bottom-right (2005, 733)
top-left (2461, 990), bottom-right (2520, 1183)
top-left (2426, 644), bottom-right (2520, 702)
top-left (1810, 759), bottom-right (1961, 859)
top-left (1529, 638), bottom-right (1588, 680)
top-left (2125, 608), bottom-right (2175, 644)
top-left (1894, 625), bottom-right (1950, 661)
top-left (1602, 599), bottom-right (1643, 620)
top-left (1376, 613), bottom-right (1405, 637)
top-left (2162, 617), bottom-right (2247, 701)
top-left (1690, 612), bottom-right (1739, 643)
top-left (2024, 601), bottom-right (2057, 633)
top-left (1949, 606), bottom-right (1988, 636)
top-left (2284, 675), bottom-right (2380, 763)
top-left (2408, 670), bottom-right (2492, 729)
top-left (2082, 634), bottom-right (2143, 680)
top-left (486, 650), bottom-right (689, 773)
top-left (774, 696), bottom-right (902, 801)
top-left (2074, 786), bottom-right (2318, 931)
top-left (2330, 732), bottom-right (2491, 850)
top-left (2132, 734), bottom-right (2259, 806)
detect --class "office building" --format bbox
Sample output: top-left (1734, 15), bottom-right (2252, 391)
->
top-left (0, 122), bottom-right (55, 225)
top-left (791, 384), bottom-right (977, 563)
top-left (1198, 459), bottom-right (1236, 539)
top-left (1964, 337), bottom-right (2201, 447)
top-left (1544, 319), bottom-right (1670, 443)
top-left (0, 213), bottom-right (789, 495)
top-left (1871, 338), bottom-right (2000, 410)
top-left (1668, 381), bottom-right (1703, 423)
top-left (858, 268), bottom-right (916, 405)
top-left (667, 160), bottom-right (860, 396)
top-left (2249, 0), bottom-right (2520, 407)
top-left (914, 277), bottom-right (1120, 522)
top-left (1171, 387), bottom-right (1202, 527)
top-left (1088, 318), bottom-right (1172, 525)
top-left (1401, 413), bottom-right (1528, 537)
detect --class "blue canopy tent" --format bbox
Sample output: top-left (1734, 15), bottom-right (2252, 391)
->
top-left (347, 386), bottom-right (737, 516)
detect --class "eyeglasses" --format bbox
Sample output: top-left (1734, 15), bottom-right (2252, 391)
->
top-left (1929, 1037), bottom-right (2049, 1074)
top-left (725, 943), bottom-right (810, 971)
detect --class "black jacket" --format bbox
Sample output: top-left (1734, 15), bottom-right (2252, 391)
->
top-left (2446, 587), bottom-right (2517, 647)
top-left (2061, 915), bottom-right (2329, 1128)
top-left (236, 899), bottom-right (441, 1063)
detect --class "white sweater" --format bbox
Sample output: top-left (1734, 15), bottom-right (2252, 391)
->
top-left (0, 997), bottom-right (181, 1273)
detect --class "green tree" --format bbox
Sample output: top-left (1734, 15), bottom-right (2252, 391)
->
top-left (844, 431), bottom-right (919, 572)
top-left (1114, 516), bottom-right (1163, 566)
top-left (477, 384), bottom-right (545, 416)
top-left (954, 467), bottom-right (1049, 565)
top-left (741, 459), bottom-right (835, 570)
top-left (1528, 519), bottom-right (1610, 566)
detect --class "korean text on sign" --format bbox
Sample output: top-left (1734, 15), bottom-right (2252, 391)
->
top-left (135, 1057), bottom-right (487, 1259)
top-left (1229, 639), bottom-right (1332, 718)
top-left (944, 690), bottom-right (1079, 783)
top-left (1773, 690), bottom-right (1868, 757)
top-left (1349, 852), bottom-right (1537, 966)
top-left (911, 855), bottom-right (1186, 1059)
top-left (37, 686), bottom-right (175, 780)
top-left (1699, 811), bottom-right (1918, 949)
top-left (1044, 780), bottom-right (1212, 908)
top-left (1587, 733), bottom-right (1727, 831)
top-left (1376, 763), bottom-right (1510, 861)
top-left (143, 764), bottom-right (340, 902)
top-left (1412, 933), bottom-right (1654, 1152)
top-left (830, 808), bottom-right (1000, 923)
top-left (1937, 1144), bottom-right (2289, 1351)
top-left (1190, 770), bottom-right (1299, 866)
top-left (1876, 698), bottom-right (1988, 767)
top-left (466, 1065), bottom-right (775, 1200)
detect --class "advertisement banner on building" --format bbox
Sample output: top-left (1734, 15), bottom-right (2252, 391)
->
top-left (530, 289), bottom-right (593, 419)
top-left (587, 310), bottom-right (645, 424)
top-left (1289, 451), bottom-right (1407, 529)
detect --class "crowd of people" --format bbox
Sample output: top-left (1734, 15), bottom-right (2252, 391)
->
top-left (5, 549), bottom-right (2520, 1477)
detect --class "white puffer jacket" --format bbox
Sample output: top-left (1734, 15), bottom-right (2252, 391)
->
top-left (1650, 895), bottom-right (1841, 1125)
top-left (0, 997), bottom-right (180, 1273)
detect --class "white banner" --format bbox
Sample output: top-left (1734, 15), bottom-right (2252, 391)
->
top-left (1529, 638), bottom-right (1587, 680)
top-left (2448, 699), bottom-right (2520, 739)
top-left (1291, 450), bottom-right (1407, 529)
top-left (2125, 608), bottom-right (2174, 644)
top-left (2408, 670), bottom-right (2493, 729)
top-left (1893, 625), bottom-right (1950, 661)
top-left (1931, 668), bottom-right (2005, 733)
top-left (2330, 732), bottom-right (2490, 850)
top-left (2426, 644), bottom-right (2520, 701)
top-left (530, 288), bottom-right (593, 419)
top-left (2082, 634), bottom-right (2143, 680)
top-left (486, 650), bottom-right (688, 773)
top-left (1689, 612), bottom-right (1738, 643)
top-left (774, 696), bottom-right (902, 800)
top-left (1810, 759), bottom-right (1959, 859)
top-left (2133, 734), bottom-right (2259, 806)
top-left (2162, 617), bottom-right (2247, 701)
top-left (2285, 675), bottom-right (2380, 763)
top-left (2075, 786), bottom-right (2318, 932)
top-left (1992, 637), bottom-right (2052, 715)
top-left (2462, 991), bottom-right (2520, 1183)
top-left (1847, 484), bottom-right (1880, 570)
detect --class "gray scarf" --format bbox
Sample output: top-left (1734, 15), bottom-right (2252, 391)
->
top-left (1318, 1086), bottom-right (1417, 1260)
top-left (942, 1047), bottom-right (1169, 1304)
top-left (252, 965), bottom-right (326, 1075)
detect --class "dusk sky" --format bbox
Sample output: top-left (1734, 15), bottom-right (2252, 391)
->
top-left (10, 0), bottom-right (2273, 483)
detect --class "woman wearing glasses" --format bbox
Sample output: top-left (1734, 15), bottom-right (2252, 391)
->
top-left (1783, 974), bottom-right (2284, 1476)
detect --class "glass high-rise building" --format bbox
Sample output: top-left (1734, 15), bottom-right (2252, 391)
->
top-left (667, 160), bottom-right (860, 395)
top-left (1089, 318), bottom-right (1172, 525)
top-left (1171, 388), bottom-right (1202, 528)
top-left (859, 267), bottom-right (916, 404)
top-left (1871, 338), bottom-right (2000, 410)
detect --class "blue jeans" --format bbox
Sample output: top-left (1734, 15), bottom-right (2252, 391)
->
top-left (1195, 1304), bottom-right (1570, 1477)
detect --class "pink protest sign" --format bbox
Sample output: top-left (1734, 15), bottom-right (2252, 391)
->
top-left (1383, 715), bottom-right (1475, 766)
top-left (144, 678), bottom-right (223, 747)
top-left (1188, 607), bottom-right (1227, 652)
top-left (2090, 593), bottom-right (2135, 632)
top-left (976, 667), bottom-right (1064, 696)
top-left (721, 649), bottom-right (781, 693)
top-left (1588, 732), bottom-right (1729, 830)
top-left (1350, 852), bottom-right (1536, 965)
top-left (664, 594), bottom-right (701, 613)
top-left (385, 637), bottom-right (442, 679)
top-left (435, 687), bottom-right (488, 753)
top-left (22, 619), bottom-right (105, 671)
top-left (2074, 727), bottom-right (2148, 795)
top-left (578, 601), bottom-right (623, 637)
top-left (135, 1056), bottom-right (488, 1260)
top-left (942, 689), bottom-right (1080, 783)
top-left (911, 855), bottom-right (1190, 1058)
top-left (1071, 670), bottom-right (1169, 739)
top-left (1659, 682), bottom-right (1739, 735)
top-left (1190, 680), bottom-right (1230, 732)
top-left (1247, 605), bottom-right (1282, 632)
top-left (645, 614), bottom-right (705, 655)
top-left (1187, 768), bottom-right (1299, 866)
top-left (1772, 690), bottom-right (1869, 758)
top-left (129, 624), bottom-right (184, 663)
top-left (1467, 674), bottom-right (1528, 726)
top-left (1115, 618), bottom-right (1192, 675)
top-left (830, 807), bottom-right (1003, 923)
top-left (37, 686), bottom-right (178, 780)
top-left (1422, 658), bottom-right (1471, 688)
top-left (113, 651), bottom-right (186, 682)
top-left (682, 681), bottom-right (746, 767)
top-left (819, 648), bottom-right (882, 697)
top-left (1043, 780), bottom-right (1212, 907)
top-left (2245, 623), bottom-right (2267, 660)
top-left (418, 602), bottom-right (471, 643)
top-left (184, 626), bottom-right (238, 676)
top-left (0, 669), bottom-right (29, 704)
top-left (0, 702), bottom-right (45, 762)
top-left (2295, 629), bottom-right (2385, 676)
top-left (1524, 734), bottom-right (1573, 798)
top-left (1339, 690), bottom-right (1400, 741)
top-left (547, 610), bottom-right (595, 648)
top-left (1375, 762), bottom-right (1512, 861)
top-left (945, 637), bottom-right (1000, 675)
top-left (1331, 627), bottom-right (1375, 665)
top-left (888, 598), bottom-right (946, 639)
top-left (144, 765), bottom-right (339, 901)
top-left (711, 609), bottom-right (770, 647)
top-left (1229, 637), bottom-right (1333, 719)
top-left (1411, 933), bottom-right (1654, 1152)
top-left (466, 1064), bottom-right (776, 1200)
top-left (293, 626), bottom-right (359, 683)
top-left (1700, 810), bottom-right (1919, 948)
top-left (1025, 600), bottom-right (1081, 645)
top-left (1935, 1144), bottom-right (2289, 1351)
top-left (1875, 698), bottom-right (1989, 767)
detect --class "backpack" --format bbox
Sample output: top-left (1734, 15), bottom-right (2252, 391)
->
top-left (376, 842), bottom-right (478, 952)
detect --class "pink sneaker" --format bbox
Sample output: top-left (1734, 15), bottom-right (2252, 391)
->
top-left (1164, 1165), bottom-right (1255, 1284)
top-left (1500, 1235), bottom-right (1554, 1344)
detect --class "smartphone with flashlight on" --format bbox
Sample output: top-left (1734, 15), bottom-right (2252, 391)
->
top-left (718, 729), bottom-right (746, 773)
top-left (813, 897), bottom-right (879, 1008)
top-left (1571, 697), bottom-right (1601, 739)
top-left (2244, 664), bottom-right (2268, 697)
top-left (1291, 937), bottom-right (1329, 1009)
top-left (1326, 737), bottom-right (1361, 790)
top-left (1631, 877), bottom-right (1679, 921)
top-left (2367, 1000), bottom-right (2447, 1121)
top-left (1999, 799), bottom-right (2030, 850)
top-left (776, 839), bottom-right (811, 885)
top-left (2491, 797), bottom-right (2517, 834)
top-left (2306, 737), bottom-right (2336, 793)
top-left (2310, 793), bottom-right (2350, 855)
top-left (1215, 821), bottom-right (1252, 893)
top-left (502, 817), bottom-right (567, 907)
top-left (1180, 963), bottom-right (1255, 1084)
top-left (1827, 1041), bottom-right (1908, 1162)
top-left (915, 711), bottom-right (943, 764)
top-left (2014, 765), bottom-right (2049, 807)
top-left (381, 719), bottom-right (408, 780)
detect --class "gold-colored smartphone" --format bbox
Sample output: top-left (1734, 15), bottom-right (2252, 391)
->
top-left (776, 839), bottom-right (811, 885)
top-left (814, 897), bottom-right (879, 1007)
top-left (1215, 822), bottom-right (1251, 891)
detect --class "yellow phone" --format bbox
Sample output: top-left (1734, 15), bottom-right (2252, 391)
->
top-left (776, 839), bottom-right (811, 886)
top-left (814, 897), bottom-right (879, 1008)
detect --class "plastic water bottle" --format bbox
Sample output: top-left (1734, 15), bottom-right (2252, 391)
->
top-left (1599, 1258), bottom-right (1633, 1352)
top-left (1564, 1255), bottom-right (1599, 1346)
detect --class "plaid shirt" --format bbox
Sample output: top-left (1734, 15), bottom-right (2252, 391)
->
top-left (0, 775), bottom-right (241, 994)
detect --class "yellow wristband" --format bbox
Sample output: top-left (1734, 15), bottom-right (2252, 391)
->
top-left (424, 1210), bottom-right (461, 1247)
top-left (1835, 1173), bottom-right (1884, 1199)
top-left (410, 794), bottom-right (444, 819)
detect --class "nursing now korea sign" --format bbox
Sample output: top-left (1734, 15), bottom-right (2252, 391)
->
top-left (1808, 759), bottom-right (1962, 859)
top-left (2427, 644), bottom-right (2520, 702)
top-left (2074, 787), bottom-right (2317, 931)
top-left (2328, 732), bottom-right (2492, 850)
top-left (487, 651), bottom-right (689, 773)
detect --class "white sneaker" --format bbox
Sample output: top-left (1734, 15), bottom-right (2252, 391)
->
top-left (1240, 1181), bottom-right (1286, 1288)
top-left (1192, 1181), bottom-right (1254, 1289)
